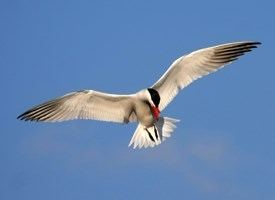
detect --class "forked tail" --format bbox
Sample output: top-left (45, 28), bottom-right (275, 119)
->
top-left (128, 117), bottom-right (180, 149)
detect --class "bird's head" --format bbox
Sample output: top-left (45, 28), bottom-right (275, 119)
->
top-left (146, 88), bottom-right (160, 108)
top-left (146, 88), bottom-right (160, 120)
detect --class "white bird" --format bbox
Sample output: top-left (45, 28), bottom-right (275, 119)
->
top-left (18, 41), bottom-right (261, 149)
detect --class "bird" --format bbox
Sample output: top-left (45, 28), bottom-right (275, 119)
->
top-left (17, 41), bottom-right (261, 149)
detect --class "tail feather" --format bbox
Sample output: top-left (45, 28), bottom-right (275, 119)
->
top-left (128, 117), bottom-right (180, 149)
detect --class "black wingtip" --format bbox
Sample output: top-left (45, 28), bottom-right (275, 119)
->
top-left (251, 41), bottom-right (262, 46)
top-left (17, 110), bottom-right (29, 120)
top-left (17, 113), bottom-right (23, 120)
top-left (17, 111), bottom-right (35, 121)
top-left (241, 41), bottom-right (262, 48)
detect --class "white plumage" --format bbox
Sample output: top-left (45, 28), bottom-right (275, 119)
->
top-left (129, 117), bottom-right (180, 149)
top-left (18, 41), bottom-right (261, 149)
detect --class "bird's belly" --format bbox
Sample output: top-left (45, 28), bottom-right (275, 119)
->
top-left (134, 102), bottom-right (154, 127)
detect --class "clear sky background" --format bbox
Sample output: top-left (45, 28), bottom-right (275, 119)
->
top-left (1, 0), bottom-right (274, 200)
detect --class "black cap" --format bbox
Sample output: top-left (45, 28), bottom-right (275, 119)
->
top-left (147, 88), bottom-right (160, 107)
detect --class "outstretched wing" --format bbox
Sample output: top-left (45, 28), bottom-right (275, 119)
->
top-left (17, 90), bottom-right (137, 123)
top-left (152, 41), bottom-right (261, 111)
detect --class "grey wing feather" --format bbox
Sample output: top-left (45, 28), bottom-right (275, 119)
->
top-left (152, 41), bottom-right (261, 111)
top-left (17, 90), bottom-right (137, 123)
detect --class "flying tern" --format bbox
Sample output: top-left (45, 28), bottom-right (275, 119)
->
top-left (18, 41), bottom-right (261, 149)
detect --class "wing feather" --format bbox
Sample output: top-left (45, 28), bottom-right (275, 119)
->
top-left (17, 90), bottom-right (136, 123)
top-left (152, 41), bottom-right (261, 111)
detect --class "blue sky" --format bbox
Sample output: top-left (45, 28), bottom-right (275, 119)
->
top-left (1, 0), bottom-right (274, 199)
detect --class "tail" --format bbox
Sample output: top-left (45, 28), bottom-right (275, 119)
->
top-left (128, 117), bottom-right (180, 149)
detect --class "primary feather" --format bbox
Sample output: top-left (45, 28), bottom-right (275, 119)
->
top-left (17, 90), bottom-right (137, 123)
top-left (152, 41), bottom-right (261, 111)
